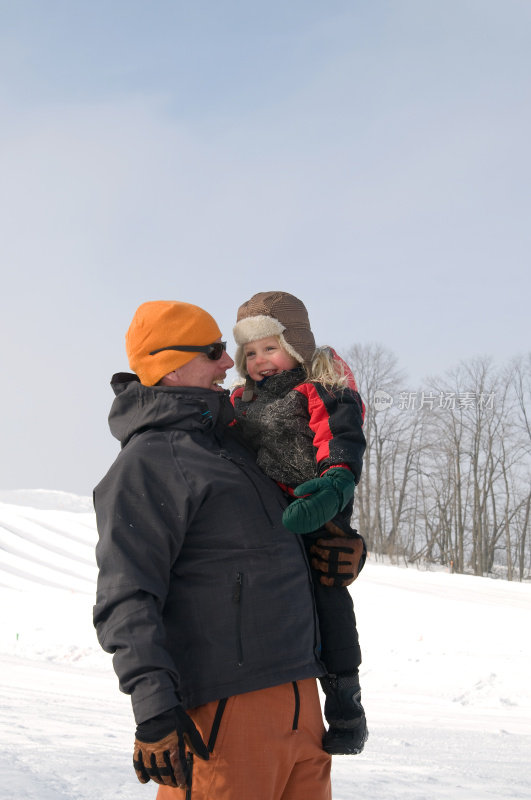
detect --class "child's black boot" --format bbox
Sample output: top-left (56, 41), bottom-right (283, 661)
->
top-left (320, 671), bottom-right (368, 755)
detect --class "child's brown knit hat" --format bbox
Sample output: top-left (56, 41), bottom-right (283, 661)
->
top-left (233, 291), bottom-right (316, 379)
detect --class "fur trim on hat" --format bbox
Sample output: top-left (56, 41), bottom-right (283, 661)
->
top-left (233, 315), bottom-right (306, 377)
top-left (233, 314), bottom-right (285, 345)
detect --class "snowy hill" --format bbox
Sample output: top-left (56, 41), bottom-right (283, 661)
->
top-left (1, 492), bottom-right (530, 800)
top-left (0, 496), bottom-right (96, 594)
top-left (0, 489), bottom-right (93, 512)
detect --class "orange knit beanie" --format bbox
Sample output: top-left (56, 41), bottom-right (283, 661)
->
top-left (126, 300), bottom-right (222, 386)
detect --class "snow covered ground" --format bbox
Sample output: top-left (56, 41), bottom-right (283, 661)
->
top-left (1, 491), bottom-right (530, 800)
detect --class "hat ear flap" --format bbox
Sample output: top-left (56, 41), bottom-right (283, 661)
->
top-left (278, 333), bottom-right (307, 366)
top-left (241, 376), bottom-right (255, 402)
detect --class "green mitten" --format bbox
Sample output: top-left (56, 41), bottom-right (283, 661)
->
top-left (282, 468), bottom-right (355, 535)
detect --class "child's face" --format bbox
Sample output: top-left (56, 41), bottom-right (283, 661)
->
top-left (244, 336), bottom-right (299, 381)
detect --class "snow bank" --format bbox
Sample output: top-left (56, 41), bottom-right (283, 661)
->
top-left (0, 492), bottom-right (530, 799)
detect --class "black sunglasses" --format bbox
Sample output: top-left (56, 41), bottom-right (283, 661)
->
top-left (149, 341), bottom-right (227, 361)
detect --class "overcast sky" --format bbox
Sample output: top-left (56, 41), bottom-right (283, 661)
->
top-left (1, 0), bottom-right (530, 494)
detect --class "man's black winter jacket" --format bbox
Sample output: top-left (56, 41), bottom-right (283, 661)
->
top-left (93, 376), bottom-right (323, 724)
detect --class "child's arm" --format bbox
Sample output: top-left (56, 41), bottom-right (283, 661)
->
top-left (282, 380), bottom-right (366, 534)
top-left (292, 382), bottom-right (366, 482)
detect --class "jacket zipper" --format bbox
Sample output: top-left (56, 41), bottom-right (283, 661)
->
top-left (233, 571), bottom-right (244, 666)
top-left (296, 535), bottom-right (326, 669)
top-left (220, 452), bottom-right (275, 526)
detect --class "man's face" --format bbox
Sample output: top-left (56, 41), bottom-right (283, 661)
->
top-left (161, 343), bottom-right (234, 391)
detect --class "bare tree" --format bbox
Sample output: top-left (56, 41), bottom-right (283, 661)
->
top-left (344, 344), bottom-right (531, 581)
top-left (343, 343), bottom-right (405, 557)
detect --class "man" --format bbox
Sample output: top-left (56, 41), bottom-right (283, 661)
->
top-left (94, 300), bottom-right (345, 799)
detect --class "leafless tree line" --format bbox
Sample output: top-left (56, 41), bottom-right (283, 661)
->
top-left (346, 345), bottom-right (531, 581)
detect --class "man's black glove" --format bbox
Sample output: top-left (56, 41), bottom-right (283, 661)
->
top-left (310, 521), bottom-right (367, 587)
top-left (133, 705), bottom-right (209, 788)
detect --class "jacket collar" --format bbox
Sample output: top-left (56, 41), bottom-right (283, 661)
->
top-left (255, 366), bottom-right (307, 396)
top-left (108, 373), bottom-right (234, 446)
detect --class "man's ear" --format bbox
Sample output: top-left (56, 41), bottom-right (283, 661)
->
top-left (159, 370), bottom-right (181, 386)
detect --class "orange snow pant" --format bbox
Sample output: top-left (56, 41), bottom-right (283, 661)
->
top-left (156, 678), bottom-right (331, 800)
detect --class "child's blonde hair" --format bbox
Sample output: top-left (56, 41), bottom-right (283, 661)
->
top-left (305, 345), bottom-right (349, 390)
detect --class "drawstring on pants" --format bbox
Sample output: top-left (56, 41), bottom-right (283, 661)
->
top-left (292, 681), bottom-right (300, 731)
top-left (185, 753), bottom-right (193, 800)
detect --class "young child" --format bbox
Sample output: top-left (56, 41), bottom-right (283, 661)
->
top-left (231, 290), bottom-right (368, 755)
